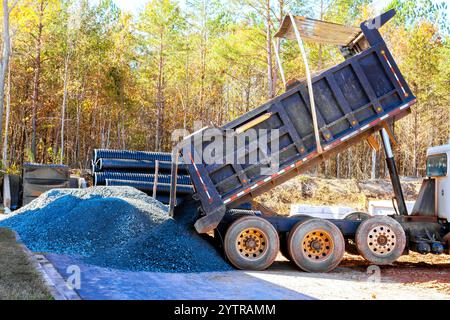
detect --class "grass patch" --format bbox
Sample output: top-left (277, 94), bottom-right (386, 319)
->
top-left (0, 228), bottom-right (53, 300)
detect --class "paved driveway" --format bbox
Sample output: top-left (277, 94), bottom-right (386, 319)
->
top-left (45, 254), bottom-right (314, 300)
top-left (44, 253), bottom-right (450, 300)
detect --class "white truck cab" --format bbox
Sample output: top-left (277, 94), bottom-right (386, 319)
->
top-left (426, 142), bottom-right (450, 221)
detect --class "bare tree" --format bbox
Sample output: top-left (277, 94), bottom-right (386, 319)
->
top-left (60, 2), bottom-right (79, 164)
top-left (0, 0), bottom-right (19, 166)
top-left (265, 0), bottom-right (274, 98)
top-left (2, 38), bottom-right (12, 168)
top-left (60, 52), bottom-right (69, 164)
top-left (31, 0), bottom-right (46, 160)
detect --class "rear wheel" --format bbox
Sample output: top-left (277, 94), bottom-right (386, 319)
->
top-left (280, 215), bottom-right (313, 261)
top-left (345, 212), bottom-right (371, 221)
top-left (355, 216), bottom-right (406, 265)
top-left (288, 219), bottom-right (345, 273)
top-left (224, 216), bottom-right (279, 270)
top-left (444, 233), bottom-right (450, 254)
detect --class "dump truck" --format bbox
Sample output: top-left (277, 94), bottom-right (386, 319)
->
top-left (162, 9), bottom-right (448, 273)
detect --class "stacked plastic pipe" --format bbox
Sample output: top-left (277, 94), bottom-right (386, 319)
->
top-left (92, 149), bottom-right (193, 205)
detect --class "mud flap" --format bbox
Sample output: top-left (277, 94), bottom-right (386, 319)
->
top-left (194, 205), bottom-right (227, 234)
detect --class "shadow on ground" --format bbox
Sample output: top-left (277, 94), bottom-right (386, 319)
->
top-left (45, 253), bottom-right (315, 300)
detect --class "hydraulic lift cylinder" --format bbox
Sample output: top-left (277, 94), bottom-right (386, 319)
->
top-left (380, 128), bottom-right (408, 216)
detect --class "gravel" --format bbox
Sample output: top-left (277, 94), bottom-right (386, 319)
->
top-left (0, 187), bottom-right (232, 273)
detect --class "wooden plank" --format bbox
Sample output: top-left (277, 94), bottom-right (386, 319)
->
top-left (152, 160), bottom-right (159, 198)
top-left (275, 15), bottom-right (361, 46)
top-left (169, 149), bottom-right (180, 217)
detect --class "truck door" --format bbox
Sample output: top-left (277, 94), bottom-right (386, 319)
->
top-left (427, 153), bottom-right (449, 220)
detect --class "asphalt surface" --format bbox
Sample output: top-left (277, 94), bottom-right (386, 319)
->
top-left (45, 253), bottom-right (313, 300)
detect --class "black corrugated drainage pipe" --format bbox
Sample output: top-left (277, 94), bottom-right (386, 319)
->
top-left (98, 158), bottom-right (188, 174)
top-left (94, 172), bottom-right (192, 186)
top-left (93, 149), bottom-right (173, 163)
top-left (105, 179), bottom-right (194, 195)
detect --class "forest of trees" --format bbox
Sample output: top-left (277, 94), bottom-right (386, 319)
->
top-left (0, 0), bottom-right (448, 179)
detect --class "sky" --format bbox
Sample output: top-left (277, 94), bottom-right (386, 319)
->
top-left (113, 0), bottom-right (147, 14)
top-left (98, 0), bottom-right (449, 22)
top-left (110, 0), bottom-right (392, 15)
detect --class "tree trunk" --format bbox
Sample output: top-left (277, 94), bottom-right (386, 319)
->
top-left (413, 110), bottom-right (418, 177)
top-left (183, 50), bottom-right (189, 131)
top-left (265, 0), bottom-right (274, 98)
top-left (199, 0), bottom-right (207, 121)
top-left (336, 153), bottom-right (340, 178)
top-left (318, 45), bottom-right (323, 70)
top-left (75, 100), bottom-right (80, 163)
top-left (347, 147), bottom-right (353, 178)
top-left (2, 51), bottom-right (11, 168)
top-left (317, 0), bottom-right (324, 70)
top-left (155, 30), bottom-right (165, 151)
top-left (100, 119), bottom-right (106, 149)
top-left (31, 1), bottom-right (44, 160)
top-left (20, 102), bottom-right (26, 165)
top-left (371, 149), bottom-right (377, 179)
top-left (106, 118), bottom-right (111, 149)
top-left (245, 77), bottom-right (251, 112)
top-left (60, 53), bottom-right (69, 164)
top-left (0, 0), bottom-right (13, 162)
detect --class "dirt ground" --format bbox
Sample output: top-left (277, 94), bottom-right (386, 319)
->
top-left (341, 253), bottom-right (450, 295)
top-left (245, 252), bottom-right (450, 300)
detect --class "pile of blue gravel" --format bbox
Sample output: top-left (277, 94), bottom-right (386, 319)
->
top-left (0, 187), bottom-right (232, 273)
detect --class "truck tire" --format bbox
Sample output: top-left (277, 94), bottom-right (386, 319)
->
top-left (288, 219), bottom-right (345, 273)
top-left (444, 233), bottom-right (450, 254)
top-left (344, 212), bottom-right (371, 221)
top-left (224, 216), bottom-right (279, 271)
top-left (280, 215), bottom-right (314, 260)
top-left (355, 216), bottom-right (406, 265)
top-left (344, 212), bottom-right (371, 255)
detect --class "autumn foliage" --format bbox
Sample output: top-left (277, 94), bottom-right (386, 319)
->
top-left (0, 0), bottom-right (448, 179)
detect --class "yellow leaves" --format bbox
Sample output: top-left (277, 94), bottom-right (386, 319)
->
top-left (11, 0), bottom-right (61, 34)
top-left (5, 163), bottom-right (20, 175)
top-left (82, 99), bottom-right (94, 112)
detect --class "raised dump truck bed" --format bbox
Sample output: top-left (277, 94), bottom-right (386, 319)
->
top-left (179, 10), bottom-right (416, 234)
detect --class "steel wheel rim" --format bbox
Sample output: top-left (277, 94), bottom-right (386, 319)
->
top-left (236, 227), bottom-right (268, 260)
top-left (367, 224), bottom-right (396, 256)
top-left (301, 229), bottom-right (334, 261)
